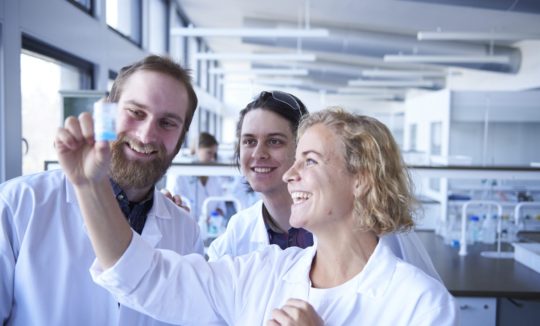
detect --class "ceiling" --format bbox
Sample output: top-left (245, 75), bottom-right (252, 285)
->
top-left (173, 0), bottom-right (540, 101)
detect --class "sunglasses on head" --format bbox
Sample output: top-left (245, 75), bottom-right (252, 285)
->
top-left (259, 91), bottom-right (302, 113)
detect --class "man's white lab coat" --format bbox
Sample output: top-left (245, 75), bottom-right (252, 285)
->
top-left (0, 169), bottom-right (204, 325)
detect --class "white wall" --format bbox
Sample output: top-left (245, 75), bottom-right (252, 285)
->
top-left (404, 89), bottom-right (451, 156)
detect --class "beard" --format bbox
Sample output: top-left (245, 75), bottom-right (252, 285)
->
top-left (109, 134), bottom-right (174, 189)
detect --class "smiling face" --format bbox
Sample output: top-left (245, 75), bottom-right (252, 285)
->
top-left (239, 109), bottom-right (296, 197)
top-left (109, 69), bottom-right (189, 189)
top-left (283, 123), bottom-right (358, 231)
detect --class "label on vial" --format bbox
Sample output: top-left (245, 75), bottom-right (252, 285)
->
top-left (93, 102), bottom-right (117, 141)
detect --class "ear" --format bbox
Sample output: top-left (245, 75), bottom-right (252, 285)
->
top-left (352, 172), bottom-right (364, 198)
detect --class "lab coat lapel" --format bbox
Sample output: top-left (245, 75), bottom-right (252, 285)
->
top-left (280, 246), bottom-right (317, 300)
top-left (141, 188), bottom-right (166, 248)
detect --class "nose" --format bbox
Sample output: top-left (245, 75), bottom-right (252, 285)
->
top-left (283, 162), bottom-right (300, 183)
top-left (136, 119), bottom-right (158, 144)
top-left (252, 143), bottom-right (269, 159)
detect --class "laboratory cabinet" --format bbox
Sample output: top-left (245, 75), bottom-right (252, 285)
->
top-left (456, 297), bottom-right (496, 326)
top-left (417, 231), bottom-right (540, 326)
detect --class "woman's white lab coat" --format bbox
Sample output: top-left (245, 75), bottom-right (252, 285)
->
top-left (92, 233), bottom-right (458, 325)
top-left (0, 170), bottom-right (204, 326)
top-left (207, 200), bottom-right (442, 282)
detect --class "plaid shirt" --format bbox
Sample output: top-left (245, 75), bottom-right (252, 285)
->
top-left (263, 204), bottom-right (314, 250)
top-left (267, 227), bottom-right (314, 250)
top-left (110, 180), bottom-right (154, 235)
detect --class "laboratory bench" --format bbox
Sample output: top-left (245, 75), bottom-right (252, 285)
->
top-left (417, 231), bottom-right (540, 325)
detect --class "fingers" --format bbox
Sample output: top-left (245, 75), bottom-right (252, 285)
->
top-left (55, 112), bottom-right (95, 151)
top-left (55, 116), bottom-right (84, 151)
top-left (174, 195), bottom-right (191, 212)
top-left (160, 190), bottom-right (191, 212)
top-left (78, 111), bottom-right (95, 145)
top-left (268, 299), bottom-right (323, 326)
top-left (160, 189), bottom-right (173, 200)
top-left (282, 298), bottom-right (310, 310)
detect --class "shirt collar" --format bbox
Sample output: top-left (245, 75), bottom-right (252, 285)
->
top-left (281, 239), bottom-right (397, 298)
top-left (109, 179), bottom-right (154, 205)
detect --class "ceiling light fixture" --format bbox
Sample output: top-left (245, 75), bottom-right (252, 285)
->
top-left (348, 79), bottom-right (436, 87)
top-left (417, 31), bottom-right (540, 41)
top-left (195, 52), bottom-right (316, 62)
top-left (219, 78), bottom-right (304, 86)
top-left (171, 27), bottom-right (329, 38)
top-left (360, 69), bottom-right (449, 78)
top-left (209, 68), bottom-right (309, 76)
top-left (384, 54), bottom-right (510, 64)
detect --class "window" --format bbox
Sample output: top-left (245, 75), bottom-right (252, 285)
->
top-left (20, 38), bottom-right (93, 175)
top-left (409, 124), bottom-right (418, 151)
top-left (148, 0), bottom-right (169, 54)
top-left (106, 0), bottom-right (142, 45)
top-left (67, 0), bottom-right (93, 14)
top-left (170, 5), bottom-right (189, 66)
top-left (430, 121), bottom-right (442, 156)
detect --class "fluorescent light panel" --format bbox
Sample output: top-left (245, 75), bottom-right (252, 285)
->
top-left (337, 88), bottom-right (406, 96)
top-left (348, 79), bottom-right (436, 87)
top-left (361, 69), bottom-right (448, 78)
top-left (219, 78), bottom-right (304, 86)
top-left (209, 68), bottom-right (308, 76)
top-left (418, 31), bottom-right (540, 41)
top-left (195, 52), bottom-right (316, 62)
top-left (171, 27), bottom-right (329, 38)
top-left (384, 54), bottom-right (510, 64)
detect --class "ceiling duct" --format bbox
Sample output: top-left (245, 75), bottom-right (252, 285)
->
top-left (241, 19), bottom-right (521, 73)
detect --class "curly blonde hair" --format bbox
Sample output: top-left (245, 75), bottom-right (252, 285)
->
top-left (297, 107), bottom-right (415, 234)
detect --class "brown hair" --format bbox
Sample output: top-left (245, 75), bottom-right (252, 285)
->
top-left (233, 90), bottom-right (308, 167)
top-left (198, 131), bottom-right (218, 148)
top-left (108, 55), bottom-right (198, 154)
top-left (298, 107), bottom-right (415, 234)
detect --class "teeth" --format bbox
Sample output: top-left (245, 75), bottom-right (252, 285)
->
top-left (128, 141), bottom-right (156, 155)
top-left (291, 191), bottom-right (311, 202)
top-left (253, 167), bottom-right (272, 173)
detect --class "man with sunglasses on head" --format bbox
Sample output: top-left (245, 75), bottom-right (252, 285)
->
top-left (0, 55), bottom-right (203, 326)
top-left (207, 90), bottom-right (313, 260)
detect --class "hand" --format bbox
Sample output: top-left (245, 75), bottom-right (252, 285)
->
top-left (54, 112), bottom-right (111, 186)
top-left (160, 189), bottom-right (191, 212)
top-left (267, 299), bottom-right (324, 326)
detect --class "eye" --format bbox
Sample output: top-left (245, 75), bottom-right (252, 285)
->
top-left (126, 108), bottom-right (144, 119)
top-left (268, 138), bottom-right (284, 146)
top-left (160, 119), bottom-right (179, 129)
top-left (306, 158), bottom-right (317, 166)
top-left (242, 138), bottom-right (256, 146)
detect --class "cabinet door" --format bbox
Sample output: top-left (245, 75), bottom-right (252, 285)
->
top-left (457, 297), bottom-right (496, 326)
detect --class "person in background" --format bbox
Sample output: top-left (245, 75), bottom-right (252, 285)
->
top-left (0, 55), bottom-right (203, 326)
top-left (206, 91), bottom-right (441, 284)
top-left (57, 107), bottom-right (457, 325)
top-left (166, 131), bottom-right (225, 221)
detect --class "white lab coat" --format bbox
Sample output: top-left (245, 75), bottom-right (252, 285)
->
top-left (167, 175), bottom-right (225, 220)
top-left (92, 233), bottom-right (458, 325)
top-left (0, 169), bottom-right (204, 326)
top-left (207, 200), bottom-right (442, 282)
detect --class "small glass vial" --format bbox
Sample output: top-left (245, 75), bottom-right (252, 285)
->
top-left (93, 101), bottom-right (117, 141)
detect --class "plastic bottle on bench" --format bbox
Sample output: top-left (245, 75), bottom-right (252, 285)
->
top-left (480, 214), bottom-right (496, 244)
top-left (208, 210), bottom-right (224, 238)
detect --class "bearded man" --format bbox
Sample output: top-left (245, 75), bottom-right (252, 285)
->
top-left (0, 55), bottom-right (203, 326)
